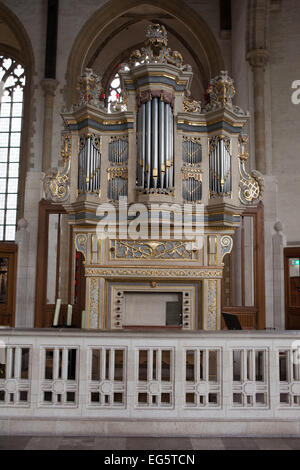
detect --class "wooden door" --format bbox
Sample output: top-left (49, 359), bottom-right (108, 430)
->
top-left (35, 199), bottom-right (86, 328)
top-left (285, 248), bottom-right (300, 329)
top-left (221, 202), bottom-right (265, 330)
top-left (0, 243), bottom-right (17, 326)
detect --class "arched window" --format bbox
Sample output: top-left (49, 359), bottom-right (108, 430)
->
top-left (0, 55), bottom-right (25, 241)
top-left (106, 64), bottom-right (130, 113)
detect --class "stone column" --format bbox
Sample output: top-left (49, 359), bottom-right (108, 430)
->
top-left (272, 221), bottom-right (286, 330)
top-left (15, 218), bottom-right (30, 327)
top-left (41, 78), bottom-right (59, 172)
top-left (246, 49), bottom-right (269, 174)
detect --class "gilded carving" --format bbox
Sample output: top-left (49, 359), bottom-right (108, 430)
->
top-left (221, 235), bottom-right (233, 261)
top-left (129, 24), bottom-right (184, 69)
top-left (205, 71), bottom-right (245, 115)
top-left (77, 68), bottom-right (104, 108)
top-left (74, 233), bottom-right (88, 261)
top-left (207, 279), bottom-right (217, 330)
top-left (88, 277), bottom-right (99, 328)
top-left (110, 240), bottom-right (198, 260)
top-left (85, 267), bottom-right (222, 279)
top-left (238, 134), bottom-right (264, 204)
top-left (183, 93), bottom-right (201, 113)
top-left (43, 134), bottom-right (71, 202)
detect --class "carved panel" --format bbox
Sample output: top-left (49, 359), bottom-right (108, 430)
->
top-left (85, 267), bottom-right (222, 279)
top-left (207, 279), bottom-right (217, 330)
top-left (109, 240), bottom-right (198, 261)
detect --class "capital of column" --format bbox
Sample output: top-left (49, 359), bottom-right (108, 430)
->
top-left (246, 49), bottom-right (270, 70)
top-left (41, 78), bottom-right (59, 96)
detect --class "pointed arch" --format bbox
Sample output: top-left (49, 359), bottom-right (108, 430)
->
top-left (0, 3), bottom-right (35, 219)
top-left (66, 0), bottom-right (224, 106)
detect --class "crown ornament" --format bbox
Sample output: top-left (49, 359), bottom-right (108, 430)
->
top-left (129, 24), bottom-right (184, 69)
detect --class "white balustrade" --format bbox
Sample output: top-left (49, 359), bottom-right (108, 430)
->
top-left (0, 329), bottom-right (300, 435)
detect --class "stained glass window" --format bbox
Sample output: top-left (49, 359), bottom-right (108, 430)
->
top-left (107, 63), bottom-right (142, 113)
top-left (0, 56), bottom-right (25, 241)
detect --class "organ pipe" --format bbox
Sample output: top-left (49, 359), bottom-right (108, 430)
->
top-left (159, 99), bottom-right (165, 188)
top-left (209, 137), bottom-right (231, 196)
top-left (78, 136), bottom-right (101, 194)
top-left (137, 97), bottom-right (174, 190)
top-left (152, 97), bottom-right (158, 189)
top-left (146, 100), bottom-right (151, 189)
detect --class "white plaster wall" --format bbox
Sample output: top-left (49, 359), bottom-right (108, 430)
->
top-left (269, 0), bottom-right (300, 243)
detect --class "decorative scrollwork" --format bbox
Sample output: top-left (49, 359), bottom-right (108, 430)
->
top-left (129, 24), bottom-right (184, 69)
top-left (238, 135), bottom-right (264, 204)
top-left (107, 167), bottom-right (128, 180)
top-left (74, 233), bottom-right (88, 261)
top-left (43, 134), bottom-right (71, 202)
top-left (110, 240), bottom-right (198, 260)
top-left (136, 187), bottom-right (174, 196)
top-left (221, 235), bottom-right (233, 261)
top-left (183, 92), bottom-right (201, 113)
top-left (207, 280), bottom-right (217, 330)
top-left (181, 168), bottom-right (202, 181)
top-left (85, 267), bottom-right (223, 279)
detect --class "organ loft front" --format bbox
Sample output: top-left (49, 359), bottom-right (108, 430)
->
top-left (43, 24), bottom-right (263, 331)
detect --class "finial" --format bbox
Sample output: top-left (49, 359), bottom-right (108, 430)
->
top-left (146, 23), bottom-right (168, 46)
top-left (206, 71), bottom-right (235, 111)
top-left (129, 23), bottom-right (183, 69)
top-left (77, 68), bottom-right (103, 107)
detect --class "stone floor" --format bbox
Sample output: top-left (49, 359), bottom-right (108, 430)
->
top-left (0, 436), bottom-right (299, 450)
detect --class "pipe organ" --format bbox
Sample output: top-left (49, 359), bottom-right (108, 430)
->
top-left (45, 24), bottom-right (263, 330)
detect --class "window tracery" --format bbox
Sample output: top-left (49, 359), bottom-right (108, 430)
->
top-left (0, 56), bottom-right (25, 241)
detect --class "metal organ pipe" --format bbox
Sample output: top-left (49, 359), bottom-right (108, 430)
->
top-left (169, 104), bottom-right (174, 187)
top-left (159, 99), bottom-right (165, 189)
top-left (141, 104), bottom-right (145, 188)
top-left (152, 97), bottom-right (158, 189)
top-left (217, 141), bottom-right (220, 193)
top-left (209, 138), bottom-right (231, 196)
top-left (164, 103), bottom-right (169, 189)
top-left (78, 136), bottom-right (101, 194)
top-left (136, 107), bottom-right (141, 186)
top-left (146, 100), bottom-right (151, 189)
top-left (137, 97), bottom-right (174, 190)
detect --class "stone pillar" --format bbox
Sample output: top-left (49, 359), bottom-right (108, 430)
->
top-left (246, 49), bottom-right (269, 174)
top-left (15, 218), bottom-right (30, 327)
top-left (41, 78), bottom-right (59, 172)
top-left (263, 175), bottom-right (278, 328)
top-left (272, 221), bottom-right (286, 330)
